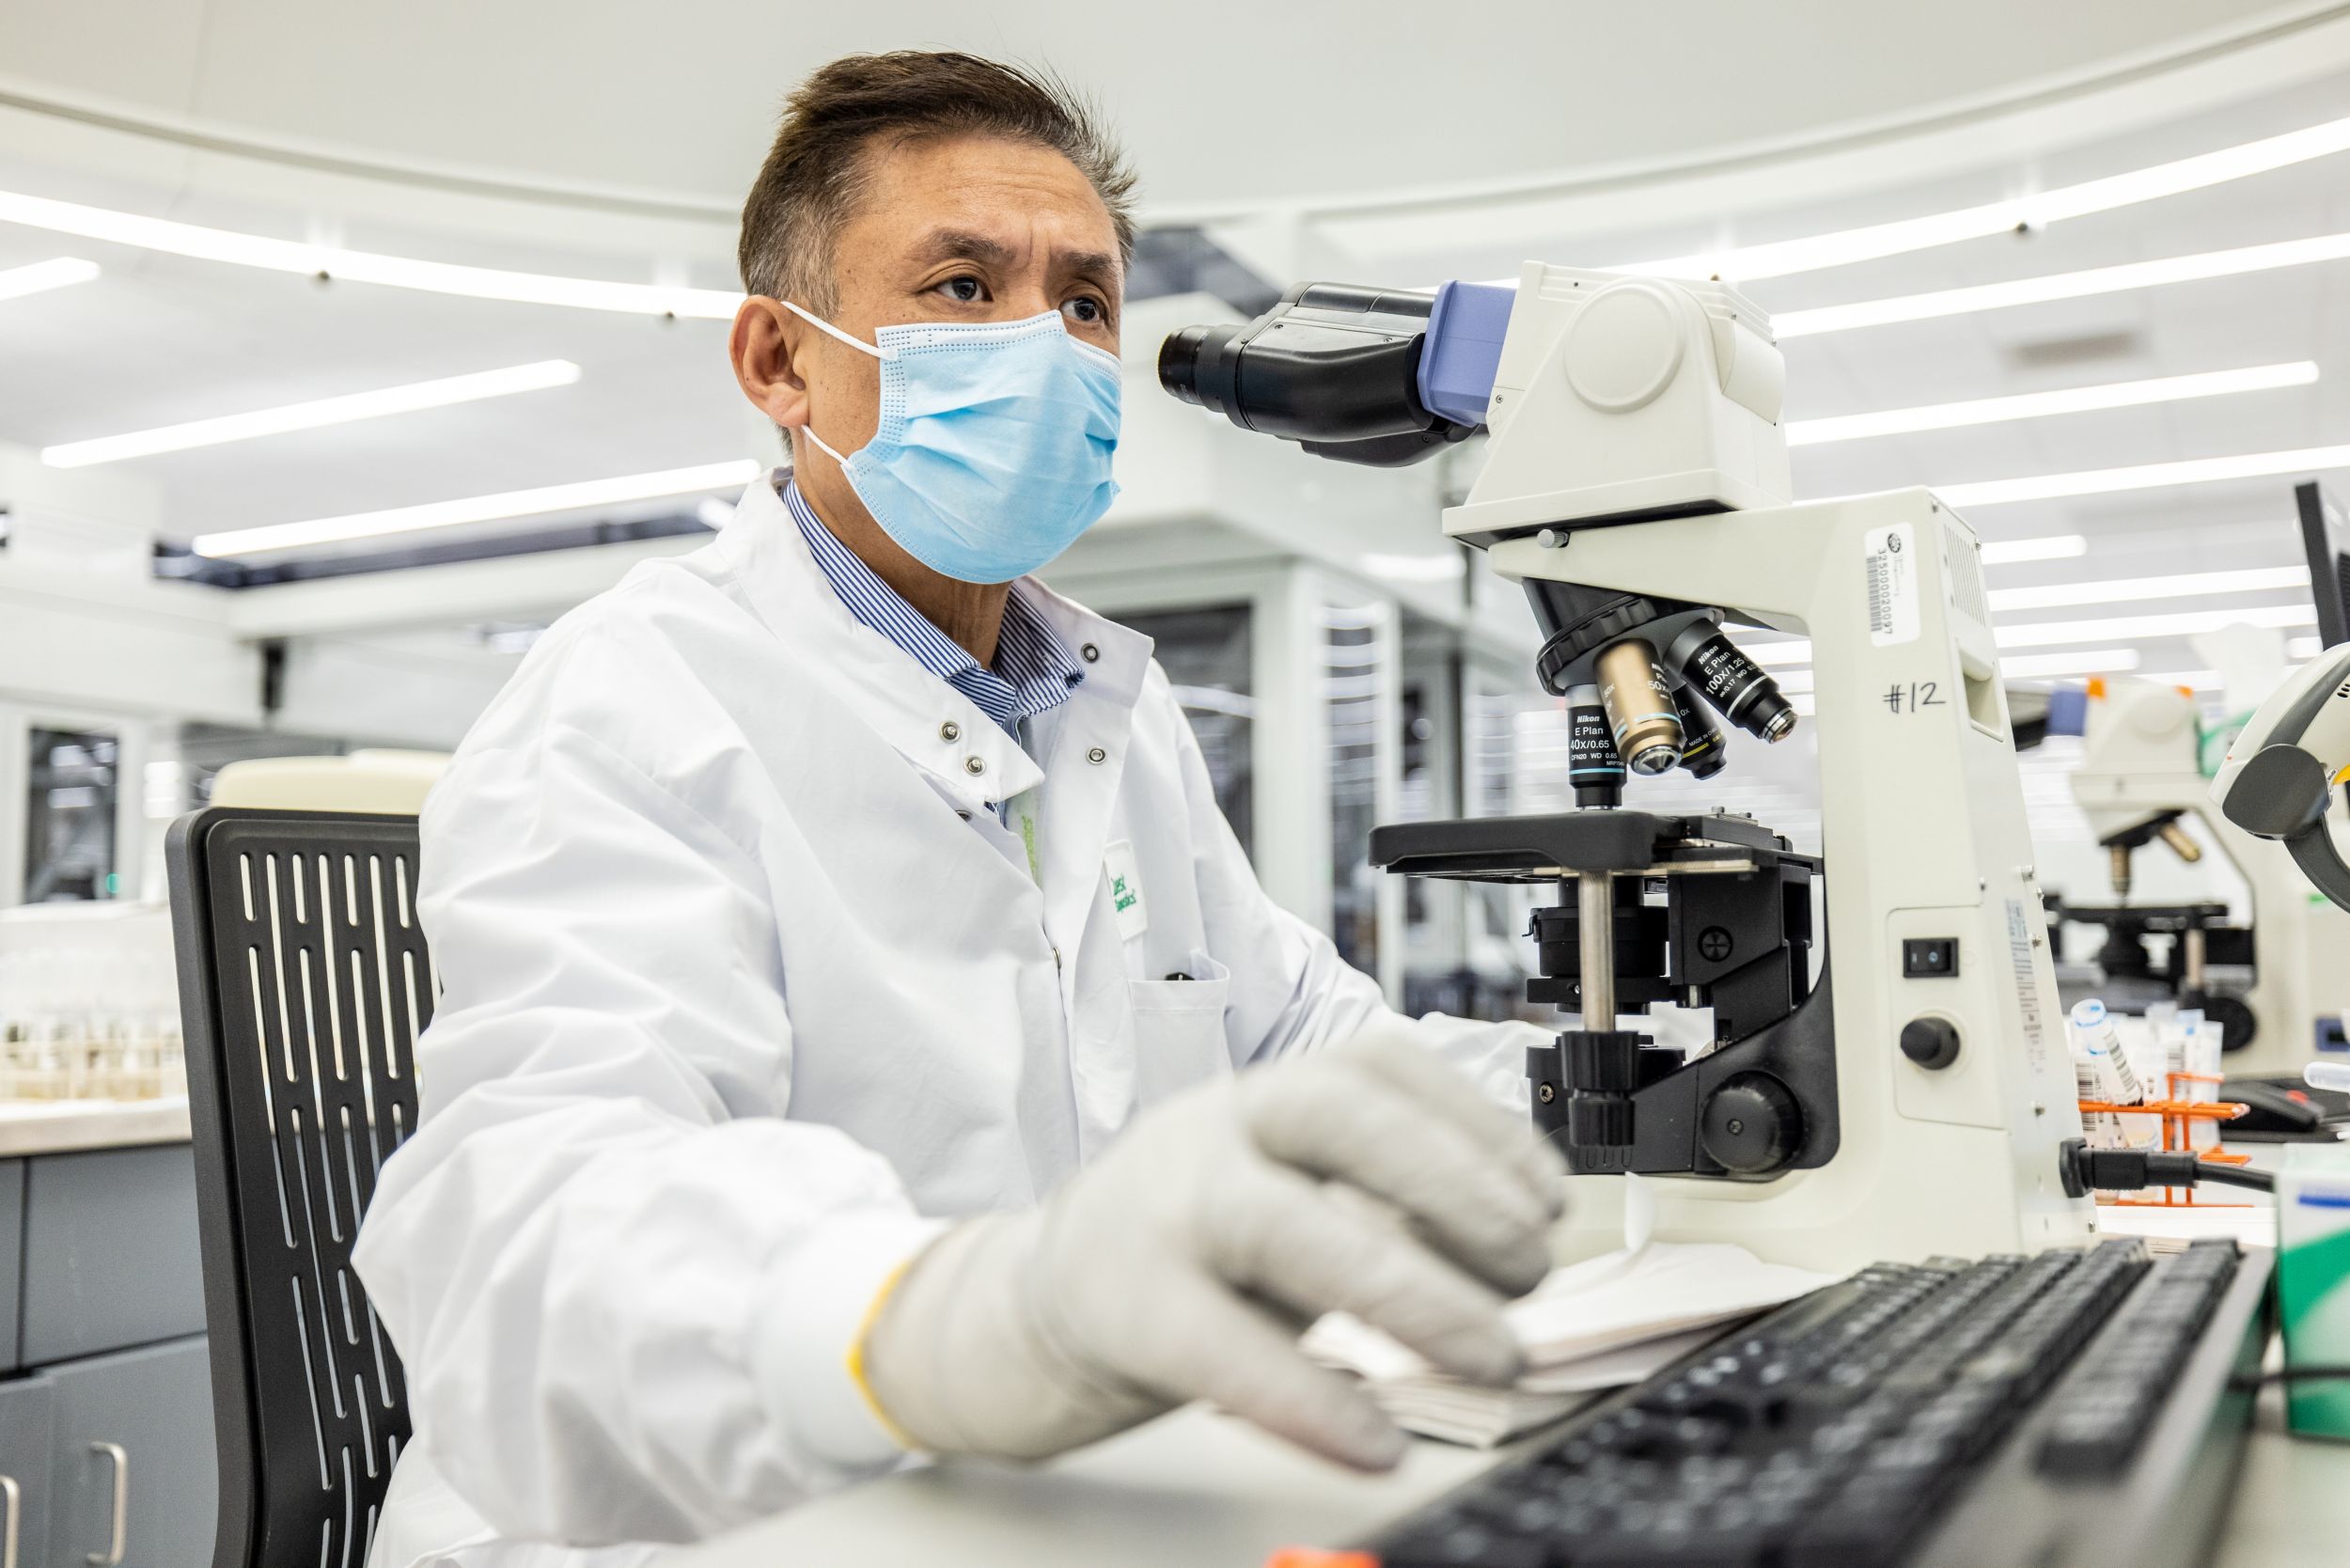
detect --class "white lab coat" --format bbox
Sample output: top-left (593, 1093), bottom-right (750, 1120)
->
top-left (352, 472), bottom-right (1540, 1566)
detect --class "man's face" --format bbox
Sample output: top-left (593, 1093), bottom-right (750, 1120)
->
top-left (737, 132), bottom-right (1123, 551)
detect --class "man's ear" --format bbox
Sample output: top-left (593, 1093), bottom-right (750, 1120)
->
top-left (729, 297), bottom-right (811, 431)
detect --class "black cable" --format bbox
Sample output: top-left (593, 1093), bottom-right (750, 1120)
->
top-left (2188, 1161), bottom-right (2276, 1193)
top-left (2231, 1366), bottom-right (2350, 1393)
top-left (2241, 1366), bottom-right (2350, 1385)
top-left (2060, 1140), bottom-right (2278, 1197)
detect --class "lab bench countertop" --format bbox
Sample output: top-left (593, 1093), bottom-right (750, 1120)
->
top-left (0, 1095), bottom-right (192, 1156)
top-left (659, 1390), bottom-right (2349, 1568)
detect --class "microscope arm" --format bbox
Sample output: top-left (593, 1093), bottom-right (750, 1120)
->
top-left (2211, 644), bottom-right (2350, 910)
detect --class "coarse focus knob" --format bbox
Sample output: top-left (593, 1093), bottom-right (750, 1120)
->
top-left (1900, 1016), bottom-right (1963, 1071)
top-left (1700, 1073), bottom-right (1802, 1175)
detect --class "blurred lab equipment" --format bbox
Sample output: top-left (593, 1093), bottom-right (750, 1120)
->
top-left (0, 902), bottom-right (183, 1102)
top-left (2063, 675), bottom-right (2350, 1068)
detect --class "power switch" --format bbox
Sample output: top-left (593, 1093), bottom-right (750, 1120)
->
top-left (1903, 937), bottom-right (1959, 979)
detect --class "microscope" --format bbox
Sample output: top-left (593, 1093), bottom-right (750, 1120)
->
top-left (2064, 677), bottom-right (2350, 1071)
top-left (1162, 268), bottom-right (2095, 1272)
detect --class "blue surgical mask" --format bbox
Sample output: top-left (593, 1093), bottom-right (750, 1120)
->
top-left (784, 303), bottom-right (1122, 584)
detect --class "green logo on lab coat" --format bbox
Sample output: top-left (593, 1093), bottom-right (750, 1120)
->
top-left (1112, 874), bottom-right (1137, 914)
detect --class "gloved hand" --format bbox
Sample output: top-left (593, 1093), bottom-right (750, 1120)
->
top-left (860, 1034), bottom-right (1566, 1470)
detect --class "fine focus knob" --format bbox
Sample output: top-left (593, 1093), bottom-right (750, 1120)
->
top-left (1900, 1016), bottom-right (1963, 1071)
top-left (1700, 1073), bottom-right (1802, 1176)
top-left (1568, 1095), bottom-right (1636, 1151)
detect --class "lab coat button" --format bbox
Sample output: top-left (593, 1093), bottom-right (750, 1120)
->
top-left (1087, 746), bottom-right (1107, 764)
top-left (964, 756), bottom-right (986, 776)
top-left (940, 720), bottom-right (961, 742)
top-left (1081, 642), bottom-right (1101, 663)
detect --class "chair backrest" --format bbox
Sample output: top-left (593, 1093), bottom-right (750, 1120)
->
top-left (167, 808), bottom-right (433, 1568)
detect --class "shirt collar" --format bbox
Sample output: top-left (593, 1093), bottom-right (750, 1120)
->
top-left (781, 478), bottom-right (1084, 737)
top-left (714, 471), bottom-right (1152, 816)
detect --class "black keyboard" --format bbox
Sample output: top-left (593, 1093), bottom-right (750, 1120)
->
top-left (1362, 1239), bottom-right (2270, 1568)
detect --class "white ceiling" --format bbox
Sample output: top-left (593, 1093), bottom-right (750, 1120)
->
top-left (0, 0), bottom-right (2301, 218)
top-left (2, 0), bottom-right (2349, 690)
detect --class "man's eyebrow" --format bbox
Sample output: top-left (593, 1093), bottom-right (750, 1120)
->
top-left (1058, 250), bottom-right (1120, 288)
top-left (908, 229), bottom-right (1017, 267)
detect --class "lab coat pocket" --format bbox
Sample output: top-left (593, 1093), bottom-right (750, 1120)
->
top-left (1125, 950), bottom-right (1233, 1106)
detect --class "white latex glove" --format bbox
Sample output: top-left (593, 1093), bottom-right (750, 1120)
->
top-left (861, 1034), bottom-right (1566, 1470)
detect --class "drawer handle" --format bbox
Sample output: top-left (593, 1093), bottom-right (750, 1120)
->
top-left (3, 1471), bottom-right (21, 1568)
top-left (86, 1443), bottom-right (127, 1567)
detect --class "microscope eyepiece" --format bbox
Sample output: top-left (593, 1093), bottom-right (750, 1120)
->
top-left (1155, 284), bottom-right (1478, 466)
top-left (1156, 324), bottom-right (1218, 409)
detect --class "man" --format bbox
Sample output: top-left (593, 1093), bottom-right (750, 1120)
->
top-left (354, 51), bottom-right (1561, 1564)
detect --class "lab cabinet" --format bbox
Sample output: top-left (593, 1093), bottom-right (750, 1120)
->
top-left (40, 1338), bottom-right (215, 1568)
top-left (0, 1159), bottom-right (22, 1373)
top-left (19, 1145), bottom-right (205, 1366)
top-left (0, 1375), bottom-right (57, 1568)
top-left (0, 1141), bottom-right (217, 1568)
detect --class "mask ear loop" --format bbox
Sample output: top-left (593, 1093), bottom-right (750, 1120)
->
top-left (776, 300), bottom-right (896, 463)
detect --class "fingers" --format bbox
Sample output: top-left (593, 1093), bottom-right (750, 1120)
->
top-left (1242, 1057), bottom-right (1558, 1298)
top-left (1215, 1162), bottom-right (1523, 1386)
top-left (1125, 1273), bottom-right (1410, 1472)
top-left (1344, 1030), bottom-right (1569, 1207)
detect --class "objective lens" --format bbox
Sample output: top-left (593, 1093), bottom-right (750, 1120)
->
top-left (1668, 625), bottom-right (1799, 743)
top-left (1566, 684), bottom-right (1627, 808)
top-left (1672, 686), bottom-right (1727, 778)
top-left (1596, 641), bottom-right (1684, 776)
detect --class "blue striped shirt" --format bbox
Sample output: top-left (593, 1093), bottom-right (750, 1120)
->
top-left (782, 479), bottom-right (1084, 737)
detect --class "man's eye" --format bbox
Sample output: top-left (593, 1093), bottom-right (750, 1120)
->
top-left (939, 275), bottom-right (985, 303)
top-left (1064, 297), bottom-right (1104, 324)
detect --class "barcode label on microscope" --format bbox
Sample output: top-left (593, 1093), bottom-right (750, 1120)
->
top-left (1863, 523), bottom-right (1920, 648)
top-left (2006, 897), bottom-right (2048, 1072)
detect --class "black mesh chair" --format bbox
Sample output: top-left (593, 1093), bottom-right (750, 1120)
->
top-left (168, 808), bottom-right (433, 1568)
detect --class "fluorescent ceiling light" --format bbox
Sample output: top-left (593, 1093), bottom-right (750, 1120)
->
top-left (1999, 649), bottom-right (2143, 680)
top-left (1735, 607), bottom-right (2312, 669)
top-left (1363, 551), bottom-right (1466, 582)
top-left (1978, 535), bottom-right (2087, 566)
top-left (1988, 564), bottom-right (2310, 614)
top-left (0, 188), bottom-right (741, 318)
top-left (0, 255), bottom-right (99, 301)
top-left (192, 458), bottom-right (763, 557)
top-left (1763, 648), bottom-right (2145, 689)
top-left (1625, 113), bottom-right (2350, 283)
top-left (1998, 602), bottom-right (2314, 651)
top-left (1745, 639), bottom-right (1811, 667)
top-left (1786, 364), bottom-right (2316, 447)
top-left (41, 360), bottom-right (582, 467)
top-left (1777, 231), bottom-right (2350, 338)
top-left (1937, 445), bottom-right (2350, 509)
